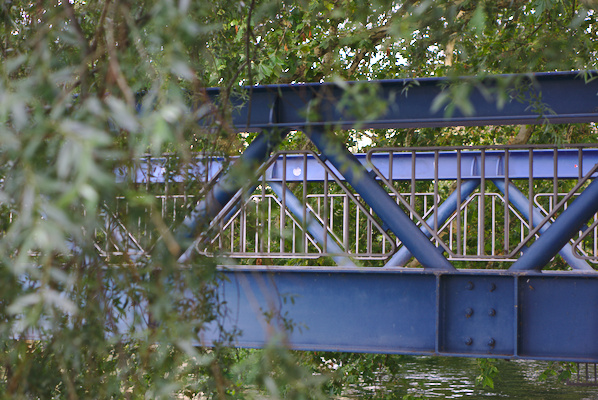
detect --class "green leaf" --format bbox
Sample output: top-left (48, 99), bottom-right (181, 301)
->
top-left (469, 5), bottom-right (486, 34)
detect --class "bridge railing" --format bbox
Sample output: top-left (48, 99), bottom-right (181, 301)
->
top-left (89, 144), bottom-right (598, 269)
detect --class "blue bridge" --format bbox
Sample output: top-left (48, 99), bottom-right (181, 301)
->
top-left (108, 71), bottom-right (598, 362)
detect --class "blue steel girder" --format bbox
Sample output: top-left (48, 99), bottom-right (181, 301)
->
top-left (207, 71), bottom-right (598, 131)
top-left (131, 147), bottom-right (598, 184)
top-left (208, 267), bottom-right (598, 362)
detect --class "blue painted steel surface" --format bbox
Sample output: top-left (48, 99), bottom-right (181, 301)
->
top-left (491, 179), bottom-right (593, 271)
top-left (385, 179), bottom-right (480, 267)
top-left (132, 148), bottom-right (598, 184)
top-left (305, 127), bottom-right (454, 271)
top-left (518, 275), bottom-right (598, 360)
top-left (510, 177), bottom-right (598, 271)
top-left (210, 71), bottom-right (598, 131)
top-left (209, 267), bottom-right (598, 361)
top-left (439, 274), bottom-right (514, 356)
top-left (268, 182), bottom-right (357, 266)
top-left (211, 267), bottom-right (438, 353)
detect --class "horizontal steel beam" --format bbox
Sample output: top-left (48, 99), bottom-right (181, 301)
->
top-left (126, 148), bottom-right (598, 184)
top-left (206, 267), bottom-right (598, 362)
top-left (205, 71), bottom-right (598, 131)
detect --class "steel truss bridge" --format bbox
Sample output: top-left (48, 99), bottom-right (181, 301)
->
top-left (108, 71), bottom-right (598, 361)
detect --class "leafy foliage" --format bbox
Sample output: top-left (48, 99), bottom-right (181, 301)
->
top-left (1, 0), bottom-right (598, 398)
top-left (476, 358), bottom-right (499, 389)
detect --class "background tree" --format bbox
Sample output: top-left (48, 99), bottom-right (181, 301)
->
top-left (1, 0), bottom-right (597, 398)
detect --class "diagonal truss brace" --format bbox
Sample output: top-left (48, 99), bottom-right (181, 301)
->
top-left (305, 127), bottom-right (454, 271)
top-left (510, 175), bottom-right (598, 271)
top-left (491, 179), bottom-right (592, 271)
top-left (268, 182), bottom-right (357, 267)
top-left (384, 179), bottom-right (481, 267)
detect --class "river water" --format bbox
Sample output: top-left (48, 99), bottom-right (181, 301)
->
top-left (344, 357), bottom-right (598, 399)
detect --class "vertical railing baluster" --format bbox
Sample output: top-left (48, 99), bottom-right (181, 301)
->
top-left (280, 154), bottom-right (286, 253)
top-left (504, 150), bottom-right (510, 255)
top-left (457, 149), bottom-right (462, 255)
top-left (529, 149), bottom-right (534, 233)
top-left (323, 170), bottom-right (328, 253)
top-left (355, 207), bottom-right (360, 254)
top-left (343, 194), bottom-right (349, 252)
top-left (268, 197), bottom-right (272, 253)
top-left (260, 171), bottom-right (266, 254)
top-left (492, 196), bottom-right (496, 256)
top-left (255, 200), bottom-right (259, 253)
top-left (367, 206), bottom-right (372, 255)
top-left (434, 150), bottom-right (439, 246)
top-left (411, 151), bottom-right (416, 220)
top-left (479, 149), bottom-right (486, 256)
top-left (463, 204), bottom-right (468, 255)
top-left (303, 153), bottom-right (308, 254)
top-left (553, 147), bottom-right (558, 211)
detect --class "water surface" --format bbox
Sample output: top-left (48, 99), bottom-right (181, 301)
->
top-left (344, 357), bottom-right (598, 399)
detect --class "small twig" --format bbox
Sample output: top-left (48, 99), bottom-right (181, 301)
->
top-left (245, 0), bottom-right (257, 128)
top-left (123, 9), bottom-right (158, 80)
top-left (347, 49), bottom-right (368, 78)
top-left (62, 0), bottom-right (89, 53)
top-left (90, 0), bottom-right (112, 53)
top-left (150, 204), bottom-right (181, 257)
top-left (221, 60), bottom-right (248, 108)
top-left (105, 5), bottom-right (135, 107)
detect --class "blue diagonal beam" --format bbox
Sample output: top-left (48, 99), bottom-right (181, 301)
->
top-left (305, 127), bottom-right (454, 271)
top-left (384, 179), bottom-right (480, 267)
top-left (491, 179), bottom-right (593, 271)
top-left (269, 182), bottom-right (357, 267)
top-left (509, 177), bottom-right (598, 272)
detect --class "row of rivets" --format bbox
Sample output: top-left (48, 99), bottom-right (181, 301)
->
top-left (464, 308), bottom-right (497, 317)
top-left (466, 281), bottom-right (497, 292)
top-left (465, 337), bottom-right (496, 347)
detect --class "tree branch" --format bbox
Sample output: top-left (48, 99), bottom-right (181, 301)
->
top-left (105, 5), bottom-right (135, 107)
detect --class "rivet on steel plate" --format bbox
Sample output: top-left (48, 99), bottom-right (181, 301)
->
top-left (466, 281), bottom-right (474, 290)
top-left (465, 337), bottom-right (473, 346)
top-left (465, 308), bottom-right (474, 318)
top-left (488, 308), bottom-right (496, 317)
top-left (488, 338), bottom-right (496, 347)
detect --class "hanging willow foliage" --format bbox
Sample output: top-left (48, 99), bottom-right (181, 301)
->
top-left (0, 0), bottom-right (597, 398)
